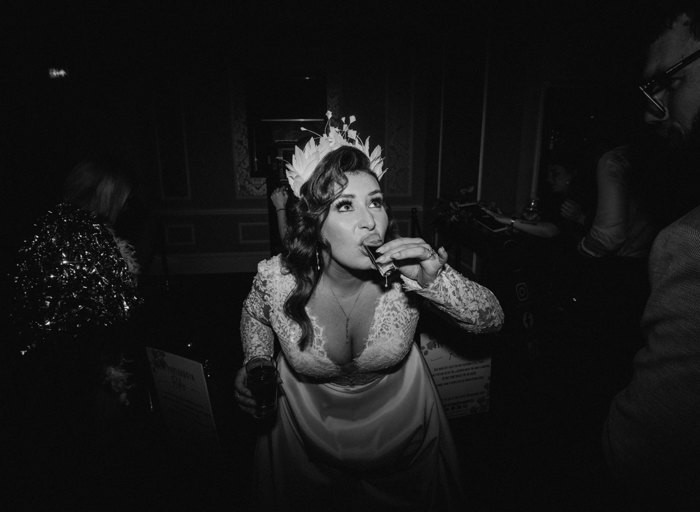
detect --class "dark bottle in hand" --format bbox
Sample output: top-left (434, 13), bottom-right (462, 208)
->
top-left (246, 356), bottom-right (278, 419)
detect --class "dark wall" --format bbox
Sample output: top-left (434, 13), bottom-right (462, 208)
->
top-left (2, 1), bottom-right (658, 274)
top-left (479, 0), bottom-right (655, 213)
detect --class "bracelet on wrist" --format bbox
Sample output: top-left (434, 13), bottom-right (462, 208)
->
top-left (276, 208), bottom-right (285, 212)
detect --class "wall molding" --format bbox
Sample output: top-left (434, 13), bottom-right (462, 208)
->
top-left (238, 222), bottom-right (270, 244)
top-left (157, 208), bottom-right (268, 216)
top-left (149, 251), bottom-right (270, 275)
top-left (164, 222), bottom-right (196, 246)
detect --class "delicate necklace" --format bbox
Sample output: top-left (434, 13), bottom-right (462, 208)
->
top-left (326, 279), bottom-right (368, 344)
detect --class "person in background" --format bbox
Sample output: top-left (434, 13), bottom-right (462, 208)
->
top-left (270, 185), bottom-right (291, 240)
top-left (481, 157), bottom-right (592, 335)
top-left (486, 159), bottom-right (590, 245)
top-left (6, 154), bottom-right (145, 477)
top-left (9, 154), bottom-right (142, 402)
top-left (604, 2), bottom-right (700, 509)
top-left (234, 114), bottom-right (503, 511)
top-left (577, 144), bottom-right (660, 260)
top-left (570, 139), bottom-right (666, 397)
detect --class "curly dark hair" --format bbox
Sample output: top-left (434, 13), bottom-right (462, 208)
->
top-left (282, 145), bottom-right (397, 350)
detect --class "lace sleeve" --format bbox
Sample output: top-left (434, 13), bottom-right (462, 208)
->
top-left (401, 264), bottom-right (504, 333)
top-left (240, 271), bottom-right (275, 364)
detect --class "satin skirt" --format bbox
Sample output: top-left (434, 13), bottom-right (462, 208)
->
top-left (254, 344), bottom-right (465, 512)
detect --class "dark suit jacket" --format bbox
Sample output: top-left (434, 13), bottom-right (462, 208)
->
top-left (604, 204), bottom-right (700, 508)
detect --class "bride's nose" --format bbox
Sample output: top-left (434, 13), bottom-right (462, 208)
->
top-left (357, 206), bottom-right (376, 230)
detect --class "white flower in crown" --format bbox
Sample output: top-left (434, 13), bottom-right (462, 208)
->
top-left (282, 111), bottom-right (386, 197)
top-left (285, 138), bottom-right (327, 198)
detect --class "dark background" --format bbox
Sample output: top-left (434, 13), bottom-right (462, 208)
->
top-left (2, 0), bottom-right (656, 220)
top-left (1, 1), bottom-right (669, 510)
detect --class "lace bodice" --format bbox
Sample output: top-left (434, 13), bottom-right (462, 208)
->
top-left (241, 255), bottom-right (503, 380)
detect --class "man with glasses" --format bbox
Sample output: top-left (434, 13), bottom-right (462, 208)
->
top-left (640, 21), bottom-right (700, 146)
top-left (603, 2), bottom-right (700, 509)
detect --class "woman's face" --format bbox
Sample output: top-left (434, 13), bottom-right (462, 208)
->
top-left (320, 171), bottom-right (389, 272)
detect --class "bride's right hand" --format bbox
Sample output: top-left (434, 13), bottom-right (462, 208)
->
top-left (234, 366), bottom-right (258, 417)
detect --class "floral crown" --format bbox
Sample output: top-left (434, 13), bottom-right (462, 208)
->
top-left (282, 111), bottom-right (386, 198)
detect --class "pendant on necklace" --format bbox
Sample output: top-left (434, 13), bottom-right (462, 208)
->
top-left (326, 278), bottom-right (366, 346)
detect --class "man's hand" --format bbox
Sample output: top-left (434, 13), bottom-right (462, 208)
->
top-left (560, 199), bottom-right (585, 225)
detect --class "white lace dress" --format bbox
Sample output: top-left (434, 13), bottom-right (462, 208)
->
top-left (241, 255), bottom-right (503, 511)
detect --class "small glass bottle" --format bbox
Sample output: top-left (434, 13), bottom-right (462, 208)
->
top-left (522, 198), bottom-right (540, 221)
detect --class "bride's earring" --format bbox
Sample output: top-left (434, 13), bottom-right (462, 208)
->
top-left (316, 248), bottom-right (321, 272)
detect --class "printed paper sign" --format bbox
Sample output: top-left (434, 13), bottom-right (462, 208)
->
top-left (146, 346), bottom-right (220, 453)
top-left (419, 333), bottom-right (491, 417)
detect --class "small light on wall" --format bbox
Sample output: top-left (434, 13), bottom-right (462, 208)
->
top-left (48, 68), bottom-right (68, 79)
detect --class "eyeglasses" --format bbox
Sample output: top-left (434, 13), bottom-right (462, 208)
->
top-left (639, 47), bottom-right (700, 117)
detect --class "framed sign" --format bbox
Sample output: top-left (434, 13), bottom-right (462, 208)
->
top-left (420, 332), bottom-right (491, 417)
top-left (146, 347), bottom-right (220, 454)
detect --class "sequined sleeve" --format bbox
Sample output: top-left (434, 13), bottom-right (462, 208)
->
top-left (401, 264), bottom-right (504, 333)
top-left (10, 203), bottom-right (140, 352)
top-left (240, 269), bottom-right (276, 365)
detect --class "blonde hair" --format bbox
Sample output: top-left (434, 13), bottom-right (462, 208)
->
top-left (63, 156), bottom-right (133, 224)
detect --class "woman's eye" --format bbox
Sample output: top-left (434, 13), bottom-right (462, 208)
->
top-left (336, 200), bottom-right (353, 212)
top-left (369, 197), bottom-right (384, 208)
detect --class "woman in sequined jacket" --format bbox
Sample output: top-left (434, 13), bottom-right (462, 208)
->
top-left (9, 156), bottom-right (142, 419)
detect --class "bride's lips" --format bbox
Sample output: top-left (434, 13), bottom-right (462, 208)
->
top-left (361, 235), bottom-right (383, 247)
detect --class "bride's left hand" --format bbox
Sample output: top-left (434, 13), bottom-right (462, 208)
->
top-left (375, 237), bottom-right (448, 287)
